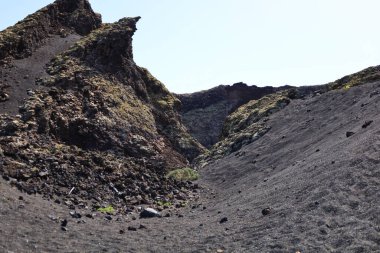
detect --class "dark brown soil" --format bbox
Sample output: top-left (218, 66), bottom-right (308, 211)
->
top-left (1, 81), bottom-right (379, 252)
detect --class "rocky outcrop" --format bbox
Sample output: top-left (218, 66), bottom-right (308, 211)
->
top-left (0, 0), bottom-right (102, 114)
top-left (0, 9), bottom-right (204, 212)
top-left (176, 83), bottom-right (287, 148)
top-left (194, 66), bottom-right (380, 165)
top-left (328, 65), bottom-right (380, 90)
top-left (42, 17), bottom-right (204, 162)
top-left (0, 0), bottom-right (101, 62)
top-left (197, 91), bottom-right (293, 165)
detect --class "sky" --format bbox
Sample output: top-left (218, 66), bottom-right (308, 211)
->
top-left (1, 1), bottom-right (380, 93)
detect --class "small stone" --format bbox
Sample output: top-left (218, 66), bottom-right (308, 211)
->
top-left (85, 213), bottom-right (94, 219)
top-left (105, 215), bottom-right (112, 221)
top-left (61, 219), bottom-right (68, 227)
top-left (0, 93), bottom-right (9, 102)
top-left (346, 131), bottom-right (355, 138)
top-left (362, 120), bottom-right (373, 129)
top-left (140, 208), bottom-right (161, 219)
top-left (119, 230), bottom-right (125, 234)
top-left (18, 196), bottom-right (24, 201)
top-left (70, 211), bottom-right (82, 219)
top-left (128, 226), bottom-right (137, 231)
top-left (61, 227), bottom-right (68, 232)
top-left (38, 171), bottom-right (49, 177)
top-left (139, 224), bottom-right (147, 229)
top-left (27, 90), bottom-right (35, 96)
top-left (220, 217), bottom-right (228, 223)
top-left (48, 215), bottom-right (58, 221)
top-left (262, 207), bottom-right (272, 216)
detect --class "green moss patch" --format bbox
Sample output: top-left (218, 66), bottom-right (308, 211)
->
top-left (97, 205), bottom-right (115, 214)
top-left (166, 168), bottom-right (199, 181)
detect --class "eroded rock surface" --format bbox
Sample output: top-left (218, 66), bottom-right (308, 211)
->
top-left (0, 3), bottom-right (203, 213)
top-left (176, 83), bottom-right (286, 148)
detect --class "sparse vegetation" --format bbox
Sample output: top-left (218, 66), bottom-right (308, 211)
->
top-left (156, 200), bottom-right (173, 207)
top-left (97, 205), bottom-right (115, 214)
top-left (328, 66), bottom-right (380, 90)
top-left (166, 168), bottom-right (199, 181)
top-left (195, 91), bottom-right (291, 164)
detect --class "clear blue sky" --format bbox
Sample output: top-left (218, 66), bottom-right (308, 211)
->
top-left (1, 1), bottom-right (380, 93)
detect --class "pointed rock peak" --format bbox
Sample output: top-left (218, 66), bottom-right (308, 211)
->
top-left (41, 0), bottom-right (102, 35)
top-left (36, 0), bottom-right (102, 35)
top-left (0, 0), bottom-right (102, 61)
top-left (63, 17), bottom-right (142, 72)
top-left (114, 16), bottom-right (141, 30)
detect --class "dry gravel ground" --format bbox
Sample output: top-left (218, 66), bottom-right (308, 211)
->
top-left (1, 81), bottom-right (380, 252)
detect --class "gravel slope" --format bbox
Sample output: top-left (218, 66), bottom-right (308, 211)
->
top-left (1, 81), bottom-right (379, 252)
top-left (0, 34), bottom-right (81, 115)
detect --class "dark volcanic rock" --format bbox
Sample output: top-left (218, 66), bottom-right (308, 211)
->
top-left (262, 207), bottom-right (272, 216)
top-left (176, 83), bottom-right (322, 148)
top-left (0, 0), bottom-right (101, 114)
top-left (362, 120), bottom-right (373, 128)
top-left (128, 226), bottom-right (137, 231)
top-left (0, 8), bottom-right (203, 213)
top-left (219, 217), bottom-right (228, 223)
top-left (0, 0), bottom-right (101, 61)
top-left (140, 208), bottom-right (161, 218)
top-left (61, 219), bottom-right (68, 227)
top-left (176, 83), bottom-right (284, 148)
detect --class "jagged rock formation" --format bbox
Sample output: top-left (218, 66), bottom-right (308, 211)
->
top-left (0, 0), bottom-right (101, 62)
top-left (0, 0), bottom-right (102, 114)
top-left (0, 1), bottom-right (203, 212)
top-left (198, 91), bottom-right (292, 163)
top-left (176, 82), bottom-right (287, 148)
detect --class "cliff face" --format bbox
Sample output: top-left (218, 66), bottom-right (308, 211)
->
top-left (40, 17), bottom-right (204, 162)
top-left (196, 91), bottom-right (293, 165)
top-left (176, 82), bottom-right (286, 148)
top-left (0, 1), bottom-right (203, 211)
